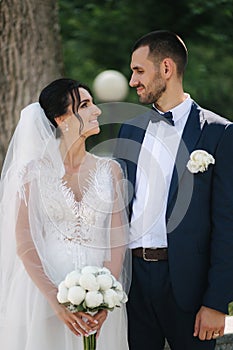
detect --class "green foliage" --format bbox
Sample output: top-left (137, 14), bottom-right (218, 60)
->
top-left (184, 42), bottom-right (233, 117)
top-left (58, 0), bottom-right (233, 117)
top-left (58, 1), bottom-right (133, 85)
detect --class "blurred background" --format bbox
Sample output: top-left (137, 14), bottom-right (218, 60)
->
top-left (0, 0), bottom-right (232, 166)
top-left (59, 0), bottom-right (233, 114)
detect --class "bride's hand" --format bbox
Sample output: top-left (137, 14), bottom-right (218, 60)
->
top-left (91, 310), bottom-right (108, 338)
top-left (55, 303), bottom-right (95, 337)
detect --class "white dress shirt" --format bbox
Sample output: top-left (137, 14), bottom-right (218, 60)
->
top-left (129, 94), bottom-right (193, 249)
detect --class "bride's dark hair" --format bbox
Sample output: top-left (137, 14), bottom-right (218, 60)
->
top-left (39, 78), bottom-right (93, 134)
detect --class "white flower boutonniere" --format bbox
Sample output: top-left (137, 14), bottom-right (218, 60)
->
top-left (187, 150), bottom-right (215, 173)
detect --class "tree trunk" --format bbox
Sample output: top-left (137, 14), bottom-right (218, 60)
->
top-left (0, 0), bottom-right (64, 168)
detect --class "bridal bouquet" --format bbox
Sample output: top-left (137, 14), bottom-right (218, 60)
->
top-left (57, 266), bottom-right (128, 350)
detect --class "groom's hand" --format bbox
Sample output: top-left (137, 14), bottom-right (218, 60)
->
top-left (193, 306), bottom-right (225, 340)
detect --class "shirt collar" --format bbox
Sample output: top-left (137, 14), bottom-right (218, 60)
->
top-left (152, 93), bottom-right (192, 124)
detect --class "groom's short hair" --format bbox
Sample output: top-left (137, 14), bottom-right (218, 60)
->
top-left (132, 30), bottom-right (188, 77)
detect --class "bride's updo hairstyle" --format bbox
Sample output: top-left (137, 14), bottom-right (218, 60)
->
top-left (39, 78), bottom-right (93, 134)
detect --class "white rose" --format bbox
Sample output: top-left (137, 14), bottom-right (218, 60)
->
top-left (58, 281), bottom-right (67, 291)
top-left (111, 275), bottom-right (118, 288)
top-left (79, 273), bottom-right (99, 291)
top-left (96, 274), bottom-right (113, 291)
top-left (112, 290), bottom-right (124, 307)
top-left (103, 289), bottom-right (119, 308)
top-left (64, 270), bottom-right (81, 288)
top-left (85, 291), bottom-right (103, 308)
top-left (114, 281), bottom-right (123, 291)
top-left (81, 266), bottom-right (99, 275)
top-left (67, 286), bottom-right (86, 305)
top-left (116, 290), bottom-right (128, 304)
top-left (98, 267), bottom-right (111, 275)
top-left (187, 150), bottom-right (215, 173)
top-left (187, 161), bottom-right (202, 174)
top-left (57, 284), bottom-right (69, 303)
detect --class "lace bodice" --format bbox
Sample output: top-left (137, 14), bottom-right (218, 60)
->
top-left (37, 157), bottom-right (116, 282)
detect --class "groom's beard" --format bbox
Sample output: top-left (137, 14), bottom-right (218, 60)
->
top-left (138, 72), bottom-right (166, 105)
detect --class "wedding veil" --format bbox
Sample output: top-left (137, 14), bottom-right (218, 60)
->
top-left (0, 103), bottom-right (64, 315)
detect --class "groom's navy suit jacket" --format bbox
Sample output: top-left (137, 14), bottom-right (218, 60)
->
top-left (115, 102), bottom-right (233, 314)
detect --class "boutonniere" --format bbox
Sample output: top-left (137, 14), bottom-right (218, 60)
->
top-left (187, 150), bottom-right (215, 173)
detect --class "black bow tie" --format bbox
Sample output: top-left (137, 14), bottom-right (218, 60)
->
top-left (162, 111), bottom-right (174, 126)
top-left (151, 108), bottom-right (174, 126)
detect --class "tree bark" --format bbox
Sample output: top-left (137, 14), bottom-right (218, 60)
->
top-left (0, 0), bottom-right (64, 168)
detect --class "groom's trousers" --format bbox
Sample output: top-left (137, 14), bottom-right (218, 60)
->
top-left (127, 256), bottom-right (216, 350)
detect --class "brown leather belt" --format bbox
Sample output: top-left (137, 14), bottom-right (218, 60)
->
top-left (132, 247), bottom-right (168, 261)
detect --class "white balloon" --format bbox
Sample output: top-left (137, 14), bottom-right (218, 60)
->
top-left (93, 70), bottom-right (128, 102)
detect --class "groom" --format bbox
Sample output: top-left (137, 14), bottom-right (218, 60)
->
top-left (114, 30), bottom-right (233, 349)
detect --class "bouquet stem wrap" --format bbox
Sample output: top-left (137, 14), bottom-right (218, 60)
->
top-left (83, 333), bottom-right (96, 350)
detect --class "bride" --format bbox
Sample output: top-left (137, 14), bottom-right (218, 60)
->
top-left (0, 78), bottom-right (130, 349)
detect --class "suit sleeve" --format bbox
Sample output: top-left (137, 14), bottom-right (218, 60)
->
top-left (203, 123), bottom-right (233, 314)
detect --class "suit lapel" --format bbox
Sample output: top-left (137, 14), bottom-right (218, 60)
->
top-left (166, 103), bottom-right (206, 219)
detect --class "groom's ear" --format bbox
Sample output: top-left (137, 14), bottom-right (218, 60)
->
top-left (161, 58), bottom-right (174, 79)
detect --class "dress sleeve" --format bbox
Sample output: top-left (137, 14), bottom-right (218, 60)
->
top-left (104, 160), bottom-right (131, 294)
top-left (15, 183), bottom-right (59, 311)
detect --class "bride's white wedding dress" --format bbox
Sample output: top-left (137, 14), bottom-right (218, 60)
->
top-left (0, 156), bottom-right (129, 350)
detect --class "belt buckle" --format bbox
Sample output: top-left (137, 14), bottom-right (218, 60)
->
top-left (142, 248), bottom-right (158, 262)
